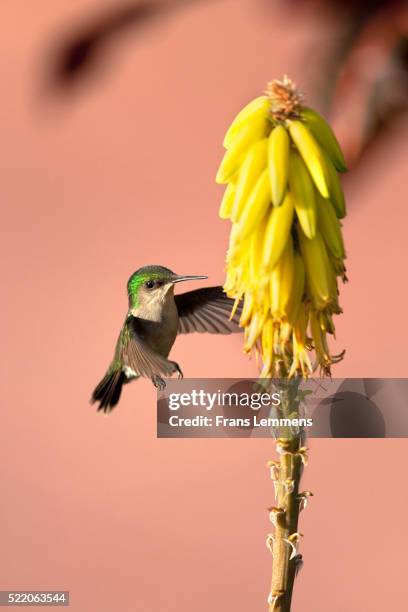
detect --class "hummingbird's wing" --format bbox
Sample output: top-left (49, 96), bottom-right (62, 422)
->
top-left (123, 316), bottom-right (179, 378)
top-left (91, 317), bottom-right (178, 413)
top-left (175, 286), bottom-right (242, 334)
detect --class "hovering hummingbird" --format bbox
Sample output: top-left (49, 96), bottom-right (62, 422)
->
top-left (91, 265), bottom-right (242, 413)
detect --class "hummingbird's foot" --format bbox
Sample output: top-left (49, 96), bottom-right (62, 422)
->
top-left (152, 375), bottom-right (166, 391)
top-left (171, 361), bottom-right (183, 379)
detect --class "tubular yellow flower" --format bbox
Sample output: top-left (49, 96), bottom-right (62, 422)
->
top-left (268, 124), bottom-right (290, 206)
top-left (301, 106), bottom-right (347, 173)
top-left (216, 116), bottom-right (268, 184)
top-left (316, 192), bottom-right (345, 259)
top-left (223, 96), bottom-right (270, 148)
top-left (218, 181), bottom-right (236, 219)
top-left (287, 120), bottom-right (330, 198)
top-left (262, 192), bottom-right (294, 272)
top-left (236, 169), bottom-right (271, 240)
top-left (217, 77), bottom-right (348, 379)
top-left (285, 251), bottom-right (305, 326)
top-left (297, 227), bottom-right (332, 309)
top-left (269, 237), bottom-right (295, 320)
top-left (289, 151), bottom-right (317, 239)
top-left (249, 215), bottom-right (267, 280)
top-left (231, 138), bottom-right (268, 222)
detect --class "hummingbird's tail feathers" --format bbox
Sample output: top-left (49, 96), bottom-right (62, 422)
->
top-left (91, 368), bottom-right (126, 413)
top-left (175, 286), bottom-right (243, 334)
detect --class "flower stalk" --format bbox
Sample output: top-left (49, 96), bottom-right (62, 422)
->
top-left (266, 380), bottom-right (307, 611)
top-left (216, 77), bottom-right (348, 610)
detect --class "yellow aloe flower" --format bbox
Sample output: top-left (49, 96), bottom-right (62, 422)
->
top-left (217, 76), bottom-right (347, 378)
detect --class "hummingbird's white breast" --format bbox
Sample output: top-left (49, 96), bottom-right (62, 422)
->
top-left (130, 286), bottom-right (179, 358)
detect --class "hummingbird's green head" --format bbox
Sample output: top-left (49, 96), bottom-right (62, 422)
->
top-left (127, 265), bottom-right (207, 309)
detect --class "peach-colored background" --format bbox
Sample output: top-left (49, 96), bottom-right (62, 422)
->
top-left (1, 1), bottom-right (408, 610)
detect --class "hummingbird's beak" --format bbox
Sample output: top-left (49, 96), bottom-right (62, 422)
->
top-left (172, 274), bottom-right (207, 284)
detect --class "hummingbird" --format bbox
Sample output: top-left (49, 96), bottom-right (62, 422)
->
top-left (91, 265), bottom-right (242, 413)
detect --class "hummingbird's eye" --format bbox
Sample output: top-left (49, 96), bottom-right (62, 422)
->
top-left (145, 280), bottom-right (155, 289)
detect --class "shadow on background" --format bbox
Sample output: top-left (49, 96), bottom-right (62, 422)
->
top-left (47, 2), bottom-right (161, 90)
top-left (314, 389), bottom-right (386, 437)
top-left (40, 0), bottom-right (407, 173)
top-left (45, 0), bottom-right (218, 92)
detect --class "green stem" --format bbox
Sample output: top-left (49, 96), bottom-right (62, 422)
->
top-left (267, 379), bottom-right (307, 612)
